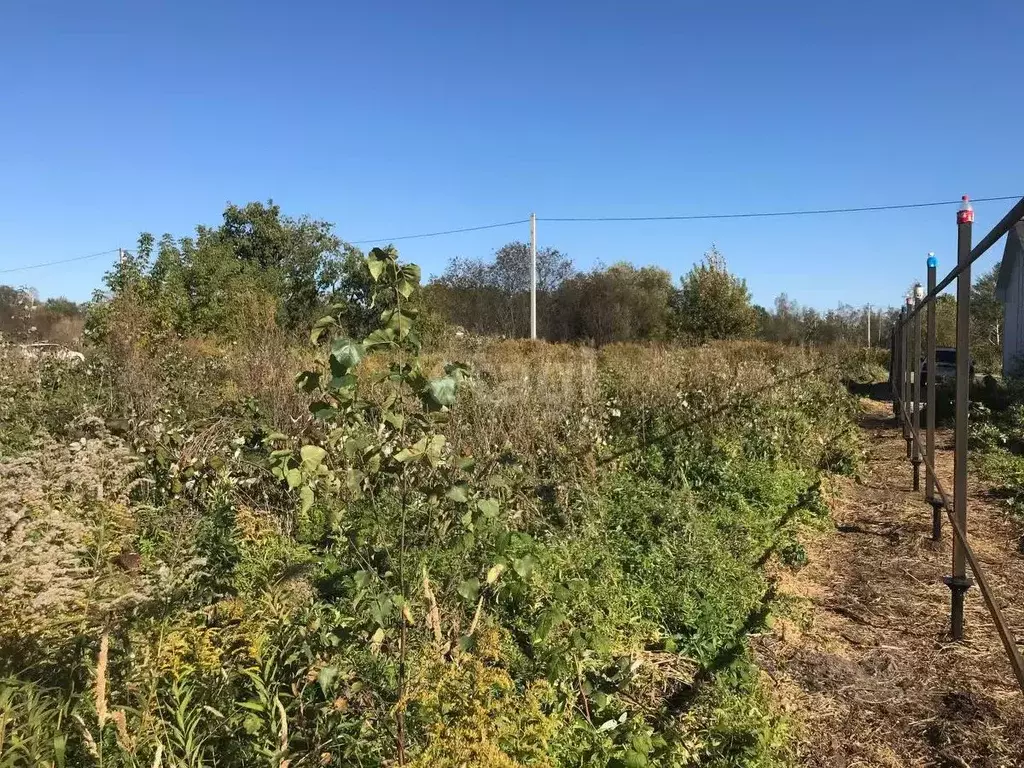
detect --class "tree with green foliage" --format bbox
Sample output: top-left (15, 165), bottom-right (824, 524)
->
top-left (971, 260), bottom-right (1002, 371)
top-left (95, 201), bottom-right (347, 338)
top-left (673, 246), bottom-right (756, 343)
top-left (431, 241), bottom-right (573, 338)
top-left (551, 262), bottom-right (675, 344)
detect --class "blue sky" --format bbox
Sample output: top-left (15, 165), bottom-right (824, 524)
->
top-left (1, 1), bottom-right (1021, 309)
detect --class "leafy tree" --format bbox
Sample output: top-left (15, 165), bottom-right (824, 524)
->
top-left (431, 241), bottom-right (573, 338)
top-left (551, 263), bottom-right (674, 344)
top-left (673, 246), bottom-right (756, 343)
top-left (95, 201), bottom-right (345, 337)
top-left (971, 260), bottom-right (1002, 371)
top-left (217, 201), bottom-right (343, 330)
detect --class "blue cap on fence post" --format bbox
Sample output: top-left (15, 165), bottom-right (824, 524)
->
top-left (927, 252), bottom-right (937, 269)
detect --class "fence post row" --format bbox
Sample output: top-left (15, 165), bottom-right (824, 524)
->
top-left (912, 284), bottom-right (923, 490)
top-left (890, 194), bottom-right (1024, 692)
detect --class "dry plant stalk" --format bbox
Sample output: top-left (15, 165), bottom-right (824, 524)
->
top-left (276, 696), bottom-right (289, 766)
top-left (422, 568), bottom-right (442, 644)
top-left (467, 596), bottom-right (484, 637)
top-left (94, 631), bottom-right (109, 727)
top-left (109, 708), bottom-right (133, 752)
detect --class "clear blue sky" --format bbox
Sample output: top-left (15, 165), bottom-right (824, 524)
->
top-left (1, 1), bottom-right (1021, 309)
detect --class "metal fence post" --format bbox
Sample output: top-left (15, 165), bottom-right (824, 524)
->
top-left (912, 284), bottom-right (923, 490)
top-left (893, 314), bottom-right (903, 418)
top-left (926, 254), bottom-right (941, 540)
top-left (904, 297), bottom-right (913, 459)
top-left (946, 195), bottom-right (974, 640)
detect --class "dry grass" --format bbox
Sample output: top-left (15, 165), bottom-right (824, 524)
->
top-left (758, 398), bottom-right (1024, 767)
top-left (0, 425), bottom-right (147, 657)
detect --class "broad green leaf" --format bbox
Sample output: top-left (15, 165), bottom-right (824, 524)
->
top-left (300, 444), bottom-right (327, 469)
top-left (317, 665), bottom-right (339, 694)
top-left (346, 468), bottom-right (365, 495)
top-left (623, 750), bottom-right (649, 768)
top-left (424, 376), bottom-right (457, 410)
top-left (395, 436), bottom-right (430, 463)
top-left (330, 338), bottom-right (364, 373)
top-left (328, 373), bottom-right (357, 391)
top-left (533, 606), bottom-right (565, 642)
top-left (296, 370), bottom-right (321, 393)
top-left (512, 554), bottom-right (537, 579)
top-left (399, 263), bottom-right (421, 285)
top-left (446, 483), bottom-right (469, 503)
top-left (477, 498), bottom-right (499, 518)
top-left (457, 577), bottom-right (480, 602)
top-left (367, 254), bottom-right (385, 280)
top-left (486, 563), bottom-right (506, 585)
top-left (370, 627), bottom-right (385, 649)
top-left (310, 402), bottom-right (338, 420)
top-left (396, 278), bottom-right (416, 299)
top-left (299, 485), bottom-right (314, 515)
top-left (385, 310), bottom-right (414, 339)
top-left (631, 734), bottom-right (653, 755)
top-left (286, 468), bottom-right (302, 489)
top-left (310, 315), bottom-right (337, 344)
top-left (383, 411), bottom-right (405, 430)
top-left (363, 328), bottom-right (395, 349)
top-left (425, 434), bottom-right (446, 467)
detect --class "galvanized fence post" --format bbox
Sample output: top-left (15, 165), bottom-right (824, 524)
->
top-left (912, 284), bottom-right (923, 490)
top-left (894, 313), bottom-right (903, 418)
top-left (926, 254), bottom-right (940, 540)
top-left (946, 196), bottom-right (974, 640)
top-left (904, 297), bottom-right (913, 459)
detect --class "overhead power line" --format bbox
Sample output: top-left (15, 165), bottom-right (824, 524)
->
top-left (346, 195), bottom-right (1021, 244)
top-left (4, 194), bottom-right (1021, 274)
top-left (350, 219), bottom-right (530, 245)
top-left (0, 248), bottom-right (121, 275)
top-left (538, 195), bottom-right (1023, 222)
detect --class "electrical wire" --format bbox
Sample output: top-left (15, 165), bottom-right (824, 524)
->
top-left (4, 194), bottom-right (1022, 273)
top-left (539, 195), bottom-right (1023, 222)
top-left (349, 219), bottom-right (530, 245)
top-left (0, 248), bottom-right (121, 275)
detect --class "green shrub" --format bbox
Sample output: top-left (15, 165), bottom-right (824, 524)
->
top-left (0, 251), bottom-right (858, 766)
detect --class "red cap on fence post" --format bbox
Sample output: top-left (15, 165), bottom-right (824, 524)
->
top-left (957, 195), bottom-right (974, 224)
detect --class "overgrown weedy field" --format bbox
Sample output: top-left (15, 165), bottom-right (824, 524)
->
top-left (0, 250), bottom-right (860, 767)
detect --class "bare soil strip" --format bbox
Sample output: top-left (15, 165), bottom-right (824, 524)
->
top-left (758, 398), bottom-right (1024, 767)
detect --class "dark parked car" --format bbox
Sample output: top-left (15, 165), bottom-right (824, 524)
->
top-left (919, 347), bottom-right (974, 389)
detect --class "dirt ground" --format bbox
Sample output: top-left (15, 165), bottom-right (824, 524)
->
top-left (758, 398), bottom-right (1024, 767)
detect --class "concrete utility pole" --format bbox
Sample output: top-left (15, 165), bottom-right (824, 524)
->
top-left (866, 305), bottom-right (871, 348)
top-left (530, 213), bottom-right (537, 340)
top-left (118, 247), bottom-right (125, 265)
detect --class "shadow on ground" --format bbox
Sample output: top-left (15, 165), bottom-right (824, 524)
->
top-left (845, 380), bottom-right (891, 401)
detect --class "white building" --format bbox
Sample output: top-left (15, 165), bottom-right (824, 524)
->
top-left (995, 224), bottom-right (1024, 374)
top-left (994, 221), bottom-right (1024, 374)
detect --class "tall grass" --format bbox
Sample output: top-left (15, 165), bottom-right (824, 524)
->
top-left (0, 330), bottom-right (858, 766)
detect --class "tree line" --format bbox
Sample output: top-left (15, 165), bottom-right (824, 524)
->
top-left (0, 200), bottom-right (1005, 370)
